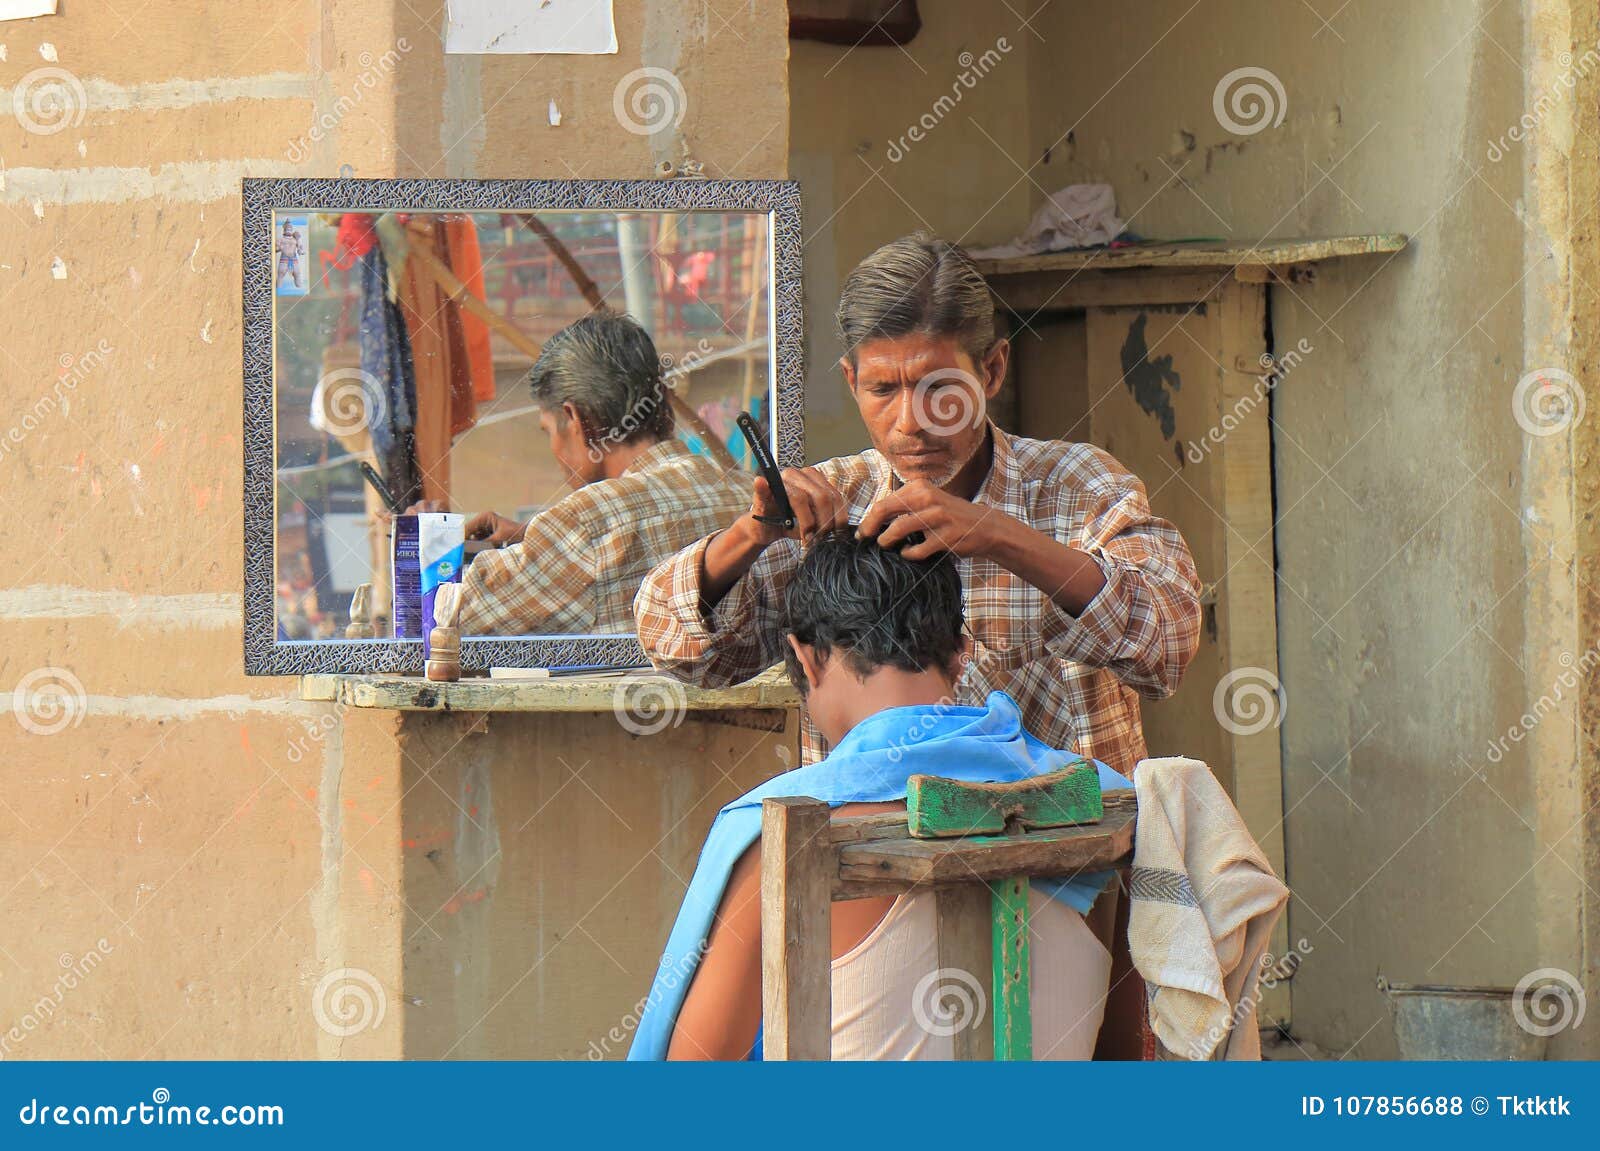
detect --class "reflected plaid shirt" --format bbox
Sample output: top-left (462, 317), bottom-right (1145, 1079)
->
top-left (634, 426), bottom-right (1203, 774)
top-left (459, 440), bottom-right (750, 636)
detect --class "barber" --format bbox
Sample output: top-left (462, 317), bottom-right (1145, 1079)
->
top-left (635, 234), bottom-right (1202, 774)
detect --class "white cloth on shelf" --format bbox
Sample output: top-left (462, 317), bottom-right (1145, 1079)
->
top-left (968, 183), bottom-right (1125, 258)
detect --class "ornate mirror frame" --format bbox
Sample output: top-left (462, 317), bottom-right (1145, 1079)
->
top-left (242, 177), bottom-right (803, 676)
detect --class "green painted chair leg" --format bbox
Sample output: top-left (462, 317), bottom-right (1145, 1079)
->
top-left (990, 875), bottom-right (1032, 1061)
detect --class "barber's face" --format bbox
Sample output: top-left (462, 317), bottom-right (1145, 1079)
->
top-left (841, 333), bottom-right (1008, 487)
top-left (540, 405), bottom-right (601, 489)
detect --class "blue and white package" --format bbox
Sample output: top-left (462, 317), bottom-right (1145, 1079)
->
top-left (392, 512), bottom-right (464, 656)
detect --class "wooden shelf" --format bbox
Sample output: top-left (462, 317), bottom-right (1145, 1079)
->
top-left (299, 664), bottom-right (800, 713)
top-left (972, 234), bottom-right (1406, 311)
top-left (972, 234), bottom-right (1407, 277)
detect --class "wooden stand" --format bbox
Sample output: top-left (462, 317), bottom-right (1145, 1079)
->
top-left (425, 584), bottom-right (462, 682)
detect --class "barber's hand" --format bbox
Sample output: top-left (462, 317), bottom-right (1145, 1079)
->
top-left (856, 480), bottom-right (1003, 561)
top-left (749, 467), bottom-right (850, 547)
top-left (464, 510), bottom-right (526, 546)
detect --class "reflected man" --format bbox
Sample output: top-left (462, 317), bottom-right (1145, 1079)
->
top-left (427, 312), bottom-right (750, 636)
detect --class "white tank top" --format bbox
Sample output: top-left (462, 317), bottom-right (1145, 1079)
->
top-left (829, 888), bottom-right (1112, 1061)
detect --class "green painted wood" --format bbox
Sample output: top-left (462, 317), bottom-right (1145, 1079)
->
top-left (906, 760), bottom-right (1103, 839)
top-left (901, 763), bottom-right (1109, 1061)
top-left (990, 876), bottom-right (1032, 1061)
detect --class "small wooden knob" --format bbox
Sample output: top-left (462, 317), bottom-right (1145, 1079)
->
top-left (428, 625), bottom-right (460, 656)
top-left (425, 658), bottom-right (461, 683)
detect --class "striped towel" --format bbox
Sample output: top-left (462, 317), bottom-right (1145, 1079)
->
top-left (1129, 757), bottom-right (1288, 1060)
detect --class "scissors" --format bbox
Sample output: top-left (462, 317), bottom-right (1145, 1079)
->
top-left (735, 411), bottom-right (796, 532)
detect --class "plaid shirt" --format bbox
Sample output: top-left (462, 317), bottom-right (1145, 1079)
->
top-left (459, 440), bottom-right (750, 636)
top-left (634, 425), bottom-right (1202, 774)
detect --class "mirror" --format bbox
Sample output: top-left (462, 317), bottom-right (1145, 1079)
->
top-left (243, 179), bottom-right (802, 675)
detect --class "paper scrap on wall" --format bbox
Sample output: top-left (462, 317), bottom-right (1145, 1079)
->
top-left (444, 0), bottom-right (617, 55)
top-left (0, 0), bottom-right (58, 22)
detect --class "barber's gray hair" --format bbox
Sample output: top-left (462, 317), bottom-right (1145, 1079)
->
top-left (836, 232), bottom-right (996, 363)
top-left (526, 312), bottom-right (674, 445)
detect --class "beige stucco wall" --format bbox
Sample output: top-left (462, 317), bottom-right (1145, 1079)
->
top-left (0, 0), bottom-right (787, 1060)
top-left (789, 0), bottom-right (1033, 460)
top-left (1016, 0), bottom-right (1594, 1056)
top-left (396, 709), bottom-right (797, 1060)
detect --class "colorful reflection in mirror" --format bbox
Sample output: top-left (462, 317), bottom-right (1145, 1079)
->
top-left (272, 209), bottom-right (772, 641)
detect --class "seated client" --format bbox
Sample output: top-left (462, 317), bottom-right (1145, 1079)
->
top-left (628, 530), bottom-right (1131, 1061)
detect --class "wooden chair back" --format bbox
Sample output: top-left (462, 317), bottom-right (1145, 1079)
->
top-left (759, 765), bottom-right (1137, 1060)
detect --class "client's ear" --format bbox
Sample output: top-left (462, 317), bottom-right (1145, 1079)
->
top-left (784, 634), bottom-right (825, 690)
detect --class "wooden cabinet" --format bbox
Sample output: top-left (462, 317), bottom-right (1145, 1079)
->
top-left (978, 235), bottom-right (1406, 1030)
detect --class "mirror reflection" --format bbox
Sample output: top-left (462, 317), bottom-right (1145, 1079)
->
top-left (273, 209), bottom-right (772, 641)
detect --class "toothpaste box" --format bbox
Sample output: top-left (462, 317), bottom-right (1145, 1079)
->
top-left (392, 512), bottom-right (465, 657)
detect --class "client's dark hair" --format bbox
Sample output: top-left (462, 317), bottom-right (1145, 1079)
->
top-left (782, 530), bottom-right (964, 690)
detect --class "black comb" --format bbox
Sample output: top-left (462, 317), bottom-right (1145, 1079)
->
top-left (735, 411), bottom-right (796, 531)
